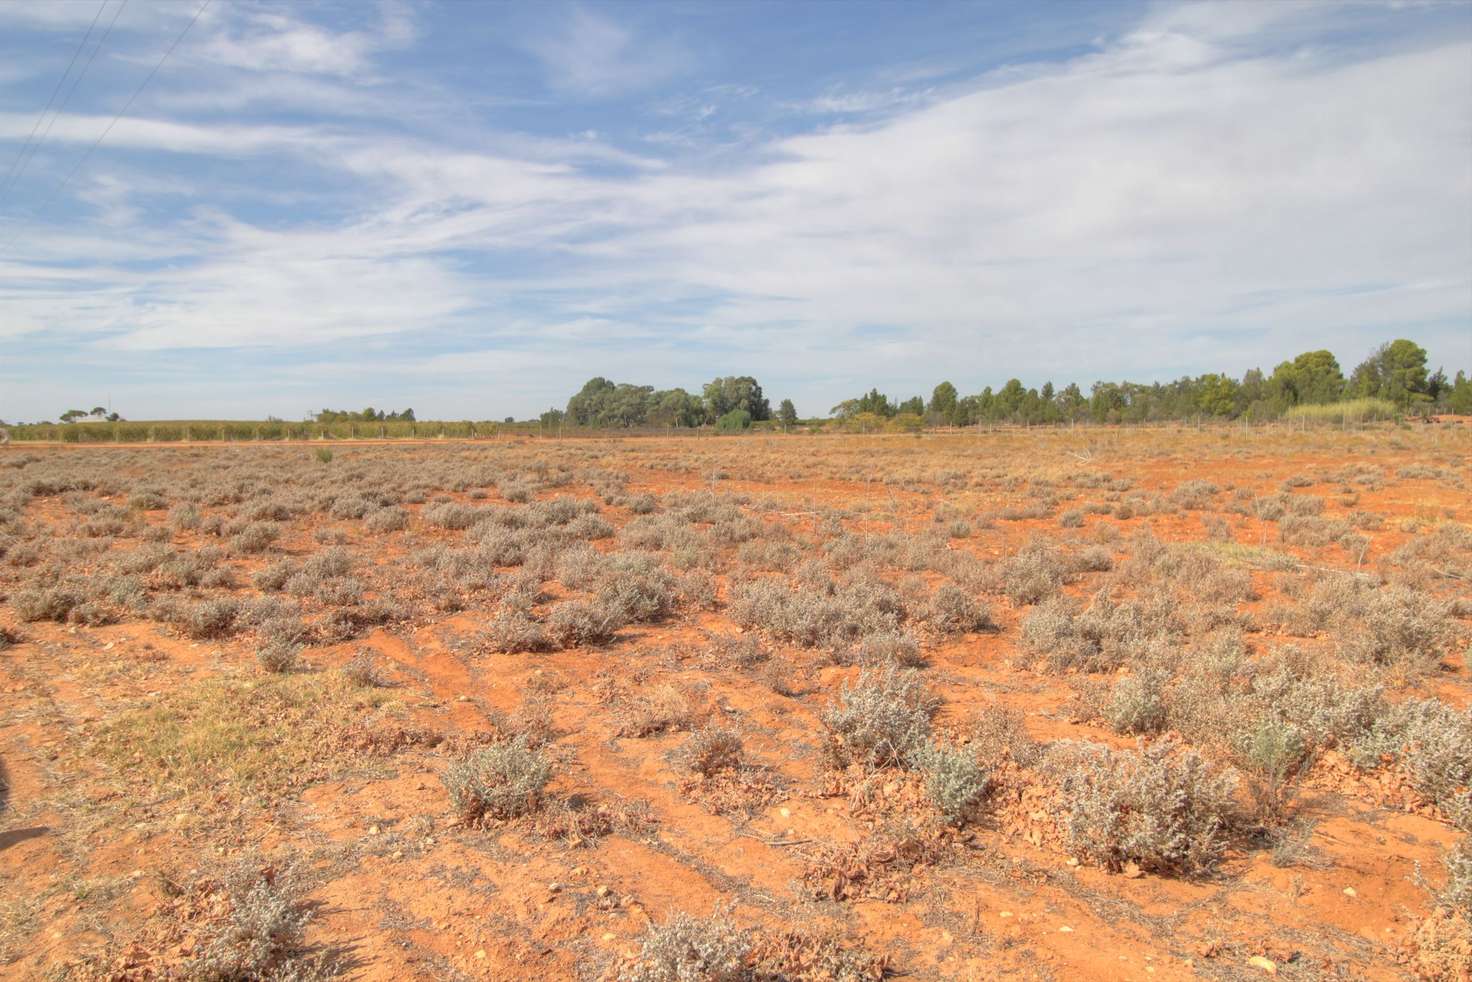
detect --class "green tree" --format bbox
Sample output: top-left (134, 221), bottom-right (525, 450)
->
top-left (996, 379), bottom-right (1026, 420)
top-left (1268, 350), bottom-right (1344, 406)
top-left (1349, 339), bottom-right (1429, 407)
top-left (897, 395), bottom-right (924, 416)
top-left (650, 388), bottom-right (703, 427)
top-left (777, 399), bottom-right (798, 430)
top-left (1195, 373), bottom-right (1241, 417)
top-left (1446, 371), bottom-right (1472, 415)
top-left (834, 388), bottom-right (896, 418)
top-left (1057, 383), bottom-right (1086, 422)
top-left (566, 377), bottom-right (616, 426)
top-left (703, 376), bottom-right (770, 422)
top-left (928, 381), bottom-right (958, 423)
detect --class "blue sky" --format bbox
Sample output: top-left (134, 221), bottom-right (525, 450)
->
top-left (1, 0), bottom-right (1469, 421)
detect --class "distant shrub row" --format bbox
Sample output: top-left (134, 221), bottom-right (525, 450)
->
top-left (5, 419), bottom-right (536, 443)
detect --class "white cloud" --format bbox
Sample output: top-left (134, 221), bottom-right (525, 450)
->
top-left (194, 2), bottom-right (417, 78)
top-left (1, 2), bottom-right (1468, 419)
top-left (526, 7), bottom-right (689, 97)
top-left (0, 110), bottom-right (328, 155)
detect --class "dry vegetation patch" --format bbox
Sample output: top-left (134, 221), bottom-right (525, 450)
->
top-left (1, 429), bottom-right (1468, 979)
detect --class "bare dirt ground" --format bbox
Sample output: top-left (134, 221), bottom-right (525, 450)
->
top-left (1, 426), bottom-right (1468, 981)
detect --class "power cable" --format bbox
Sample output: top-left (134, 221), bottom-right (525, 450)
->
top-left (31, 0), bottom-right (211, 221)
top-left (0, 0), bottom-right (110, 203)
top-left (18, 0), bottom-right (133, 191)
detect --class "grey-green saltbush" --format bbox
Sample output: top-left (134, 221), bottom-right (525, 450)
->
top-left (442, 736), bottom-right (552, 823)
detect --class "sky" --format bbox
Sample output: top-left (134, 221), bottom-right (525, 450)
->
top-left (0, 0), bottom-right (1469, 422)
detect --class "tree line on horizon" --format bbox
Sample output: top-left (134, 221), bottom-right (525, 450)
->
top-left (312, 407), bottom-right (417, 423)
top-left (7, 338), bottom-right (1467, 434)
top-left (542, 338), bottom-right (1469, 430)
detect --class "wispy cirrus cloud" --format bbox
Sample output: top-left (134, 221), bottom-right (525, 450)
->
top-left (525, 6), bottom-right (691, 97)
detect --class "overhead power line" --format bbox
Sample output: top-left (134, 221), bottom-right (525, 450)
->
top-left (19, 0), bottom-right (133, 190)
top-left (27, 0), bottom-right (211, 224)
top-left (0, 0), bottom-right (110, 204)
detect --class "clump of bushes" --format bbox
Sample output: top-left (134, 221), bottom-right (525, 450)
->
top-left (12, 583), bottom-right (85, 622)
top-left (676, 726), bottom-right (744, 776)
top-left (342, 649), bottom-right (389, 687)
top-left (596, 553), bottom-right (678, 622)
top-left (442, 736), bottom-right (552, 823)
top-left (853, 630), bottom-right (924, 668)
top-left (923, 583), bottom-right (994, 635)
top-left (822, 665), bottom-right (938, 769)
top-left (1049, 736), bottom-right (1238, 877)
top-left (619, 909), bottom-right (748, 982)
top-left (730, 574), bottom-right (904, 649)
top-left (257, 641), bottom-right (300, 674)
top-left (913, 742), bottom-right (990, 825)
top-left (229, 521), bottom-right (279, 555)
top-left (547, 599), bottom-right (625, 647)
top-left (187, 860), bottom-right (327, 981)
top-left (1019, 592), bottom-right (1179, 673)
top-left (181, 598), bottom-right (240, 639)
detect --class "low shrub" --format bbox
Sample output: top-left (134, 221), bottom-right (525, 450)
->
top-left (365, 507), bottom-right (408, 533)
top-left (186, 860), bottom-right (325, 981)
top-left (253, 559), bottom-right (296, 592)
top-left (822, 665), bottom-right (938, 769)
top-left (181, 598), bottom-right (241, 639)
top-left (1050, 736), bottom-right (1238, 877)
top-left (924, 583), bottom-right (994, 635)
top-left (730, 575), bottom-right (904, 649)
top-left (676, 726), bottom-right (744, 776)
top-left (547, 599), bottom-right (625, 647)
top-left (970, 705), bottom-right (1040, 767)
top-left (1443, 836), bottom-right (1471, 918)
top-left (1391, 701), bottom-right (1472, 812)
top-left (1234, 718), bottom-right (1309, 826)
top-left (342, 650), bottom-right (389, 687)
top-left (1020, 591), bottom-right (1180, 674)
top-left (619, 909), bottom-right (749, 982)
top-left (424, 502), bottom-right (481, 530)
top-left (13, 584), bottom-right (84, 622)
top-left (1105, 665), bottom-right (1170, 735)
top-left (229, 521), bottom-right (280, 555)
top-left (481, 607), bottom-right (551, 653)
top-left (441, 736), bottom-right (553, 823)
top-left (998, 537), bottom-right (1076, 604)
top-left (597, 553), bottom-right (678, 622)
top-left (914, 741), bottom-right (990, 825)
top-left (257, 641), bottom-right (300, 674)
top-left (854, 630), bottom-right (925, 668)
